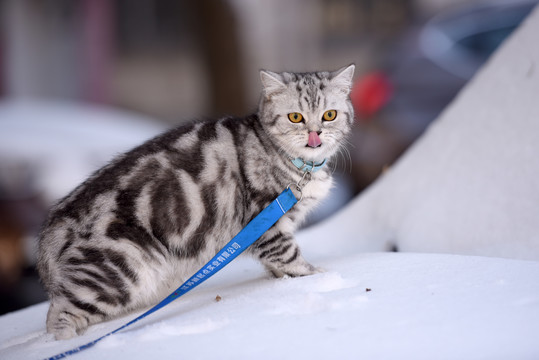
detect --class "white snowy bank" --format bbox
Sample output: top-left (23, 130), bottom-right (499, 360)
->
top-left (2, 250), bottom-right (539, 360)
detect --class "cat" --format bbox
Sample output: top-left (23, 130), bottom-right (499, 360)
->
top-left (37, 64), bottom-right (355, 340)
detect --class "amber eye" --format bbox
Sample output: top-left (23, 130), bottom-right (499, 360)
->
top-left (323, 110), bottom-right (337, 121)
top-left (288, 112), bottom-right (304, 123)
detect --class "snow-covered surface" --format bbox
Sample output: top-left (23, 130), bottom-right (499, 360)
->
top-left (318, 3), bottom-right (539, 260)
top-left (1, 247), bottom-right (539, 360)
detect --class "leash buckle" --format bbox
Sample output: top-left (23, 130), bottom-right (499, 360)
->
top-left (287, 167), bottom-right (313, 202)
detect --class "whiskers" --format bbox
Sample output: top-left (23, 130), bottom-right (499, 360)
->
top-left (275, 137), bottom-right (300, 161)
top-left (271, 129), bottom-right (354, 177)
top-left (331, 143), bottom-right (353, 175)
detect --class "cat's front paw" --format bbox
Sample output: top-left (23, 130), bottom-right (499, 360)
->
top-left (268, 261), bottom-right (324, 278)
top-left (311, 265), bottom-right (326, 275)
top-left (290, 262), bottom-right (325, 277)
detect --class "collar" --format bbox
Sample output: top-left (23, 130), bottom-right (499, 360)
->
top-left (290, 158), bottom-right (327, 173)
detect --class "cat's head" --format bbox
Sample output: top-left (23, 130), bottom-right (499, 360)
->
top-left (258, 65), bottom-right (355, 164)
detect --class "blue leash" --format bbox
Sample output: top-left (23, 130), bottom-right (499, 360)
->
top-left (46, 188), bottom-right (298, 360)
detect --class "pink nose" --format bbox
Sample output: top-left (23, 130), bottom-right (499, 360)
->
top-left (308, 131), bottom-right (322, 148)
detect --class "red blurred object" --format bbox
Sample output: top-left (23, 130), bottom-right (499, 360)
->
top-left (351, 72), bottom-right (393, 121)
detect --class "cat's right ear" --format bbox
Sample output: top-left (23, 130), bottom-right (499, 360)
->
top-left (260, 70), bottom-right (286, 97)
top-left (330, 64), bottom-right (355, 94)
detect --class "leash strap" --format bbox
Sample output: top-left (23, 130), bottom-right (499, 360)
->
top-left (46, 188), bottom-right (298, 360)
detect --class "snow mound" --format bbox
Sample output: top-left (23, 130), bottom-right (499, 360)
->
top-left (1, 253), bottom-right (538, 359)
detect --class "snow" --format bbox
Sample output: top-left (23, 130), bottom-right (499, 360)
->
top-left (2, 4), bottom-right (539, 360)
top-left (1, 250), bottom-right (539, 359)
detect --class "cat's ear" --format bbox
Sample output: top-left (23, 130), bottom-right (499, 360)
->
top-left (330, 64), bottom-right (355, 93)
top-left (260, 70), bottom-right (286, 97)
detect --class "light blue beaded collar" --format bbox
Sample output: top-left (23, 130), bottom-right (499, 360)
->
top-left (290, 158), bottom-right (327, 173)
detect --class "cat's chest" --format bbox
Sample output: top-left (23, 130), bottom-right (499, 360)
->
top-left (304, 176), bottom-right (332, 199)
top-left (291, 173), bottom-right (333, 209)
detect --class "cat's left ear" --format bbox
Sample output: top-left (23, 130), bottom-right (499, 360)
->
top-left (330, 64), bottom-right (355, 93)
top-left (260, 70), bottom-right (286, 97)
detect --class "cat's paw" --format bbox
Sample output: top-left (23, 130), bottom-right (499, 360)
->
top-left (289, 263), bottom-right (324, 277)
top-left (311, 265), bottom-right (326, 274)
top-left (50, 325), bottom-right (78, 341)
top-left (268, 268), bottom-right (286, 278)
top-left (46, 302), bottom-right (92, 340)
top-left (270, 262), bottom-right (324, 278)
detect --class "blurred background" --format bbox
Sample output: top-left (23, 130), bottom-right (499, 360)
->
top-left (0, 0), bottom-right (537, 315)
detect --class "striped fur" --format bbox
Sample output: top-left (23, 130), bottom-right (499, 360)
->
top-left (38, 65), bottom-right (355, 340)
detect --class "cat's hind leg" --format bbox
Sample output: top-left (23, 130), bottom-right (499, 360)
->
top-left (44, 243), bottom-right (173, 340)
top-left (43, 249), bottom-right (137, 339)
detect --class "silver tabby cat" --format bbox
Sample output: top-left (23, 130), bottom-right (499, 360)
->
top-left (38, 65), bottom-right (355, 340)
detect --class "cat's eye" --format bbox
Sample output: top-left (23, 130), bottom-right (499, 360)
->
top-left (323, 110), bottom-right (337, 121)
top-left (288, 112), bottom-right (304, 123)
